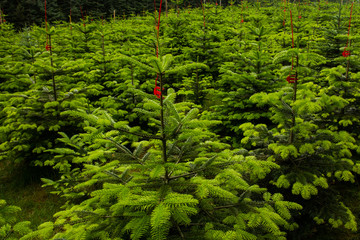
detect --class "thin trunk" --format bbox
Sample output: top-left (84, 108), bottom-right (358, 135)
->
top-left (32, 55), bottom-right (37, 83)
top-left (195, 70), bottom-right (199, 104)
top-left (102, 34), bottom-right (106, 75)
top-left (159, 73), bottom-right (169, 183)
top-left (131, 64), bottom-right (135, 104)
top-left (177, 0), bottom-right (179, 17)
top-left (289, 56), bottom-right (298, 144)
top-left (346, 57), bottom-right (350, 80)
top-left (283, 24), bottom-right (286, 48)
top-left (165, 0), bottom-right (168, 17)
top-left (283, 4), bottom-right (286, 47)
top-left (49, 35), bottom-right (57, 101)
top-left (69, 7), bottom-right (72, 31)
top-left (293, 57), bottom-right (298, 102)
top-left (345, 39), bottom-right (351, 80)
top-left (338, 0), bottom-right (342, 29)
top-left (175, 223), bottom-right (185, 240)
top-left (202, 1), bottom-right (206, 27)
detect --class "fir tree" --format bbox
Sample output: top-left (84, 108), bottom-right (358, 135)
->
top-left (210, 18), bottom-right (280, 147)
top-left (239, 47), bottom-right (359, 239)
top-left (24, 53), bottom-right (302, 240)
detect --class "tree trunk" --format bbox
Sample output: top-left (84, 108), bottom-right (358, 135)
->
top-left (165, 0), bottom-right (168, 17)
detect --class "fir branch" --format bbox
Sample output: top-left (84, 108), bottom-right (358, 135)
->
top-left (112, 127), bottom-right (162, 140)
top-left (104, 137), bottom-right (144, 165)
top-left (103, 170), bottom-right (127, 184)
top-left (116, 54), bottom-right (156, 74)
top-left (166, 63), bottom-right (208, 75)
top-left (174, 221), bottom-right (185, 240)
top-left (213, 204), bottom-right (241, 210)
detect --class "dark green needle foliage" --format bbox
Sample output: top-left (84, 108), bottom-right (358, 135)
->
top-left (0, 199), bottom-right (32, 239)
top-left (21, 53), bottom-right (302, 240)
top-left (26, 89), bottom-right (301, 240)
top-left (211, 20), bottom-right (280, 147)
top-left (239, 47), bottom-right (360, 239)
top-left (0, 2), bottom-right (360, 240)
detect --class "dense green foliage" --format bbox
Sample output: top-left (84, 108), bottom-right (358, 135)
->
top-left (0, 199), bottom-right (32, 239)
top-left (0, 0), bottom-right (235, 28)
top-left (0, 1), bottom-right (360, 239)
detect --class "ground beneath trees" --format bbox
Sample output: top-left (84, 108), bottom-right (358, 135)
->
top-left (0, 161), bottom-right (64, 228)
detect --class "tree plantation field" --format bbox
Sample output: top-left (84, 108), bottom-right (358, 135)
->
top-left (1, 1), bottom-right (360, 239)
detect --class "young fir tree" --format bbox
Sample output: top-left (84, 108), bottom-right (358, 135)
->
top-left (0, 24), bottom-right (101, 167)
top-left (315, 1), bottom-right (354, 67)
top-left (0, 24), bottom-right (32, 93)
top-left (182, 8), bottom-right (223, 83)
top-left (319, 65), bottom-right (360, 143)
top-left (316, 50), bottom-right (360, 240)
top-left (239, 47), bottom-right (359, 239)
top-left (210, 19), bottom-right (280, 147)
top-left (23, 53), bottom-right (302, 240)
top-left (162, 11), bottom-right (191, 56)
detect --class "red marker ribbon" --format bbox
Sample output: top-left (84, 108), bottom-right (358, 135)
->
top-left (153, 0), bottom-right (163, 99)
top-left (45, 0), bottom-right (50, 51)
top-left (287, 10), bottom-right (297, 84)
top-left (342, 2), bottom-right (354, 58)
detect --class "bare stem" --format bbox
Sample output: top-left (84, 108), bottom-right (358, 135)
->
top-left (49, 34), bottom-right (57, 101)
top-left (159, 73), bottom-right (169, 183)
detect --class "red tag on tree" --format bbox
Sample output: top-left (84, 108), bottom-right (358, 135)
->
top-left (286, 75), bottom-right (297, 83)
top-left (342, 2), bottom-right (353, 58)
top-left (342, 49), bottom-right (350, 57)
top-left (153, 86), bottom-right (162, 98)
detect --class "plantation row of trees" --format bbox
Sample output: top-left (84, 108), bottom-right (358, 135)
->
top-left (0, 0), bottom-right (352, 28)
top-left (0, 0), bottom-right (237, 28)
top-left (1, 1), bottom-right (360, 239)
